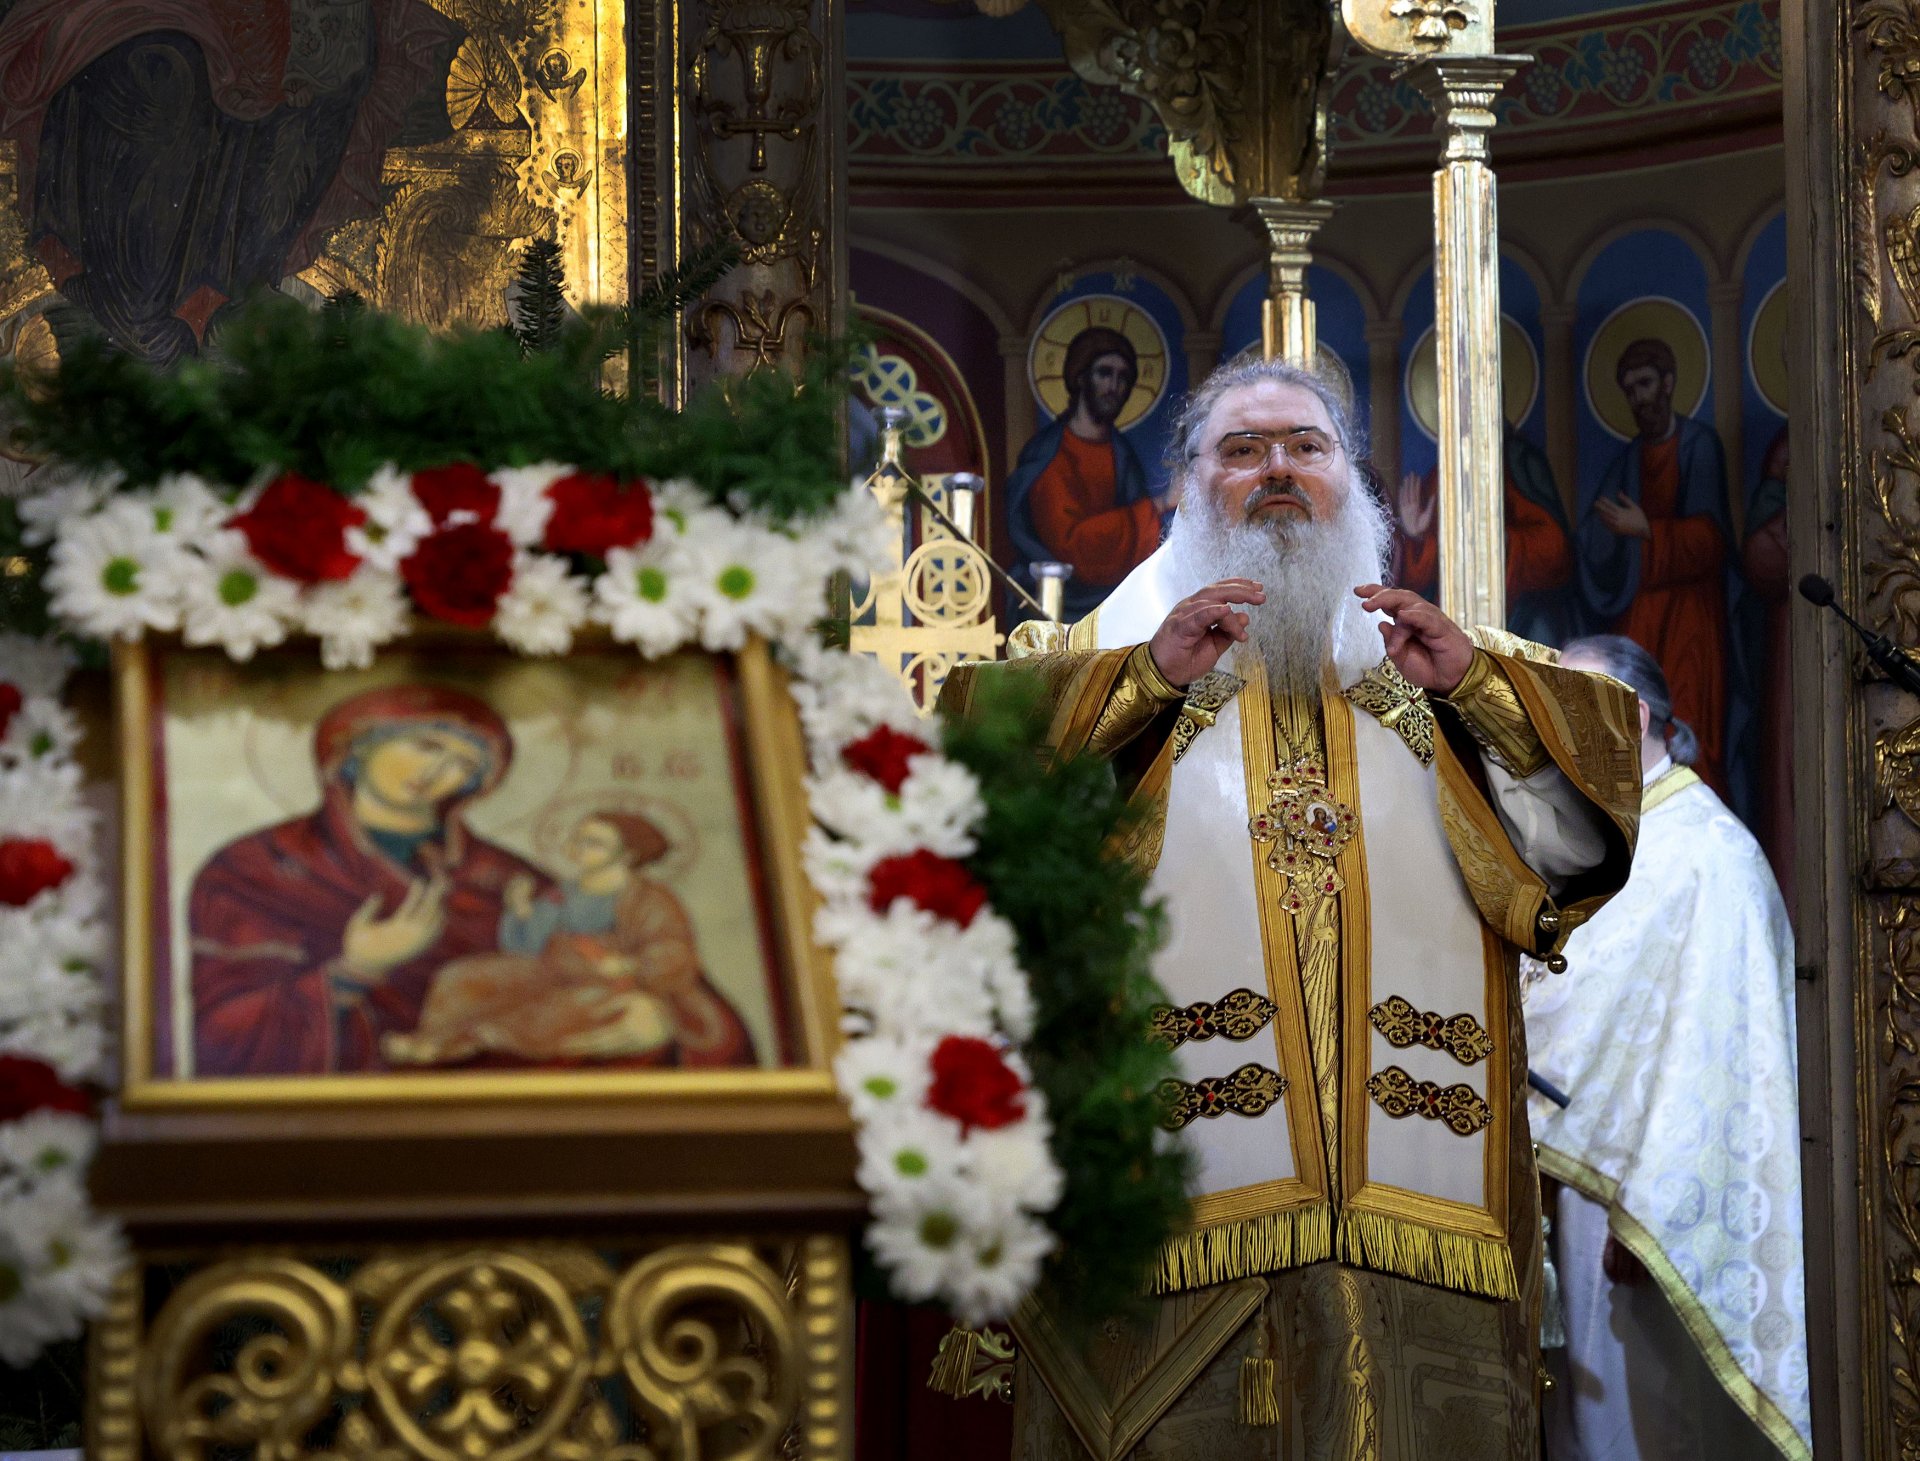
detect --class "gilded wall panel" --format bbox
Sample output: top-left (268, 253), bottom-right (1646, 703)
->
top-left (89, 1237), bottom-right (853, 1461)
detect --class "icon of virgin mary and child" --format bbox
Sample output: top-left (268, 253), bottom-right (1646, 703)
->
top-left (187, 685), bottom-right (755, 1077)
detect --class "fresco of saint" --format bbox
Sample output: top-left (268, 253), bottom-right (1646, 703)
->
top-left (1390, 425), bottom-right (1579, 645)
top-left (1575, 336), bottom-right (1736, 792)
top-left (1005, 324), bottom-right (1174, 619)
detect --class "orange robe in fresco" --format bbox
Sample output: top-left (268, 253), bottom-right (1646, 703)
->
top-left (1399, 478), bottom-right (1573, 601)
top-left (1611, 433), bottom-right (1730, 790)
top-left (1026, 428), bottom-right (1160, 588)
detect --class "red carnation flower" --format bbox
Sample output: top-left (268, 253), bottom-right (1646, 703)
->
top-left (401, 523), bottom-right (515, 627)
top-left (925, 1035), bottom-right (1026, 1133)
top-left (841, 725), bottom-right (930, 795)
top-left (0, 1054), bottom-right (89, 1122)
top-left (227, 473), bottom-right (367, 584)
top-left (0, 837), bottom-right (74, 907)
top-left (543, 472), bottom-right (655, 555)
top-left (0, 682), bottom-right (20, 740)
top-left (412, 463), bottom-right (501, 526)
top-left (867, 849), bottom-right (987, 928)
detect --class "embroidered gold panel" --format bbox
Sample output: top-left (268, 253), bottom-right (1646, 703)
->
top-left (88, 1236), bottom-right (853, 1461)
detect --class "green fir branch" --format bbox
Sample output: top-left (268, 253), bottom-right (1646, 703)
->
top-left (510, 237), bottom-right (570, 357)
top-left (0, 293), bottom-right (850, 522)
top-left (940, 672), bottom-right (1192, 1332)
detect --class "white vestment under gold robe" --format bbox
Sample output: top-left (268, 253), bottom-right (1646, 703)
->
top-left (940, 544), bottom-right (1642, 1461)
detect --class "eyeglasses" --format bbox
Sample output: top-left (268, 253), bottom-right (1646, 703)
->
top-left (1209, 429), bottom-right (1341, 474)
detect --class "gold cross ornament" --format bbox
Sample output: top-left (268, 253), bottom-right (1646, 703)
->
top-left (1247, 755), bottom-right (1356, 917)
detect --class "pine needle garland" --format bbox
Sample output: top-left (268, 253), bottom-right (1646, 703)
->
top-left (0, 292), bottom-right (849, 524)
top-left (941, 672), bottom-right (1192, 1332)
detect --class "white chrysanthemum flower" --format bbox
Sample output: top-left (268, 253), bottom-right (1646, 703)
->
top-left (21, 1177), bottom-right (122, 1323)
top-left (787, 639), bottom-right (925, 755)
top-left (824, 905), bottom-right (999, 1041)
top-left (966, 1114), bottom-right (1063, 1215)
top-left (0, 634), bottom-right (72, 698)
top-left (857, 1106), bottom-right (968, 1205)
top-left (0, 1112), bottom-right (95, 1192)
top-left (0, 959), bottom-right (100, 1029)
top-left (0, 1268), bottom-right (64, 1366)
top-left (800, 826), bottom-right (882, 912)
top-left (0, 758), bottom-right (93, 859)
top-left (147, 473), bottom-right (229, 542)
top-left (682, 519), bottom-right (803, 652)
top-left (833, 1033), bottom-right (933, 1123)
top-left (594, 538), bottom-right (699, 657)
top-left (177, 532), bottom-right (299, 661)
top-left (344, 465), bottom-right (431, 570)
top-left (302, 566), bottom-right (410, 671)
top-left (0, 1012), bottom-right (103, 1084)
top-left (494, 553), bottom-right (589, 656)
top-left (0, 696), bottom-right (80, 767)
top-left (943, 1207), bottom-right (1055, 1327)
top-left (819, 480), bottom-right (894, 576)
top-left (865, 1175), bottom-right (985, 1305)
top-left (14, 469), bottom-right (118, 546)
top-left (896, 758), bottom-right (986, 857)
top-left (494, 463), bottom-right (567, 548)
top-left (44, 499), bottom-right (186, 638)
top-left (649, 478), bottom-right (730, 539)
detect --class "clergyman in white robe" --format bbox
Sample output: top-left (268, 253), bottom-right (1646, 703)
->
top-left (1525, 641), bottom-right (1806, 1461)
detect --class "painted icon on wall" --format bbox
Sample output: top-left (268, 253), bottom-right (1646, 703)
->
top-left (1573, 296), bottom-right (1736, 793)
top-left (121, 641), bottom-right (818, 1097)
top-left (1008, 292), bottom-right (1173, 620)
top-left (1393, 316), bottom-right (1578, 646)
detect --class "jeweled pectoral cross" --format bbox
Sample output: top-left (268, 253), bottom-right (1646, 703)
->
top-left (1247, 753), bottom-right (1356, 918)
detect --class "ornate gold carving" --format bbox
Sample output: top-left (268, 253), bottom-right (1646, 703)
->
top-left (1343, 659), bottom-right (1437, 767)
top-left (927, 1325), bottom-right (1016, 1403)
top-left (302, 0), bottom-right (628, 329)
top-left (680, 0), bottom-right (838, 388)
top-left (1032, 0), bottom-right (1333, 206)
top-left (607, 1245), bottom-right (798, 1456)
top-left (1150, 988), bottom-right (1279, 1048)
top-left (1247, 745), bottom-right (1356, 919)
top-left (1158, 1063), bottom-right (1288, 1132)
top-left (1877, 899), bottom-right (1920, 1454)
top-left (97, 1240), bottom-right (852, 1461)
top-left (1389, 0), bottom-right (1479, 45)
top-left (1171, 670), bottom-right (1244, 764)
top-left (847, 420), bottom-right (1004, 713)
top-left (1364, 1066), bottom-right (1493, 1137)
top-left (1367, 995), bottom-right (1495, 1066)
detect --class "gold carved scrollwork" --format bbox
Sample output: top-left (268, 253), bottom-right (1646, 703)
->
top-left (605, 1245), bottom-right (799, 1459)
top-left (1879, 899), bottom-right (1920, 1449)
top-left (141, 1259), bottom-right (356, 1461)
top-left (103, 1241), bottom-right (851, 1461)
top-left (680, 0), bottom-right (837, 387)
top-left (1031, 0), bottom-right (1332, 205)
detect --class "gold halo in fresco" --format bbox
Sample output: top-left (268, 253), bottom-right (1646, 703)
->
top-left (1748, 279), bottom-right (1788, 418)
top-left (1584, 296), bottom-right (1710, 441)
top-left (1405, 316), bottom-right (1538, 441)
top-left (1028, 294), bottom-right (1169, 432)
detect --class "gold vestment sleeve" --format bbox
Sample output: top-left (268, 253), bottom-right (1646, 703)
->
top-left (1431, 646), bottom-right (1641, 962)
top-left (1440, 650), bottom-right (1550, 777)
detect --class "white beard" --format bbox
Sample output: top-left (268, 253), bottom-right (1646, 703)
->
top-left (1162, 476), bottom-right (1390, 695)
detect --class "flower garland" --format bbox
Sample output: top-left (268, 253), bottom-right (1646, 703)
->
top-left (7, 457), bottom-right (1067, 1355)
top-left (0, 631), bottom-right (125, 1365)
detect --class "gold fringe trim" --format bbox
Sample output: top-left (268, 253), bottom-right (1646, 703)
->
top-left (1152, 1204), bottom-right (1333, 1294)
top-left (926, 1325), bottom-right (978, 1397)
top-left (1239, 1355), bottom-right (1280, 1426)
top-left (1335, 1208), bottom-right (1518, 1301)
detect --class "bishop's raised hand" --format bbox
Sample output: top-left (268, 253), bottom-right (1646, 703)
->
top-left (1148, 579), bottom-right (1266, 689)
top-left (1354, 583), bottom-right (1476, 695)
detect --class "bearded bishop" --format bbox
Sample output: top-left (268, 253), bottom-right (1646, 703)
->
top-left (938, 358), bottom-right (1643, 1460)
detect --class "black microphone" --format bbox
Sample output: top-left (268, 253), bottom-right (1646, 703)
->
top-left (1800, 573), bottom-right (1920, 698)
